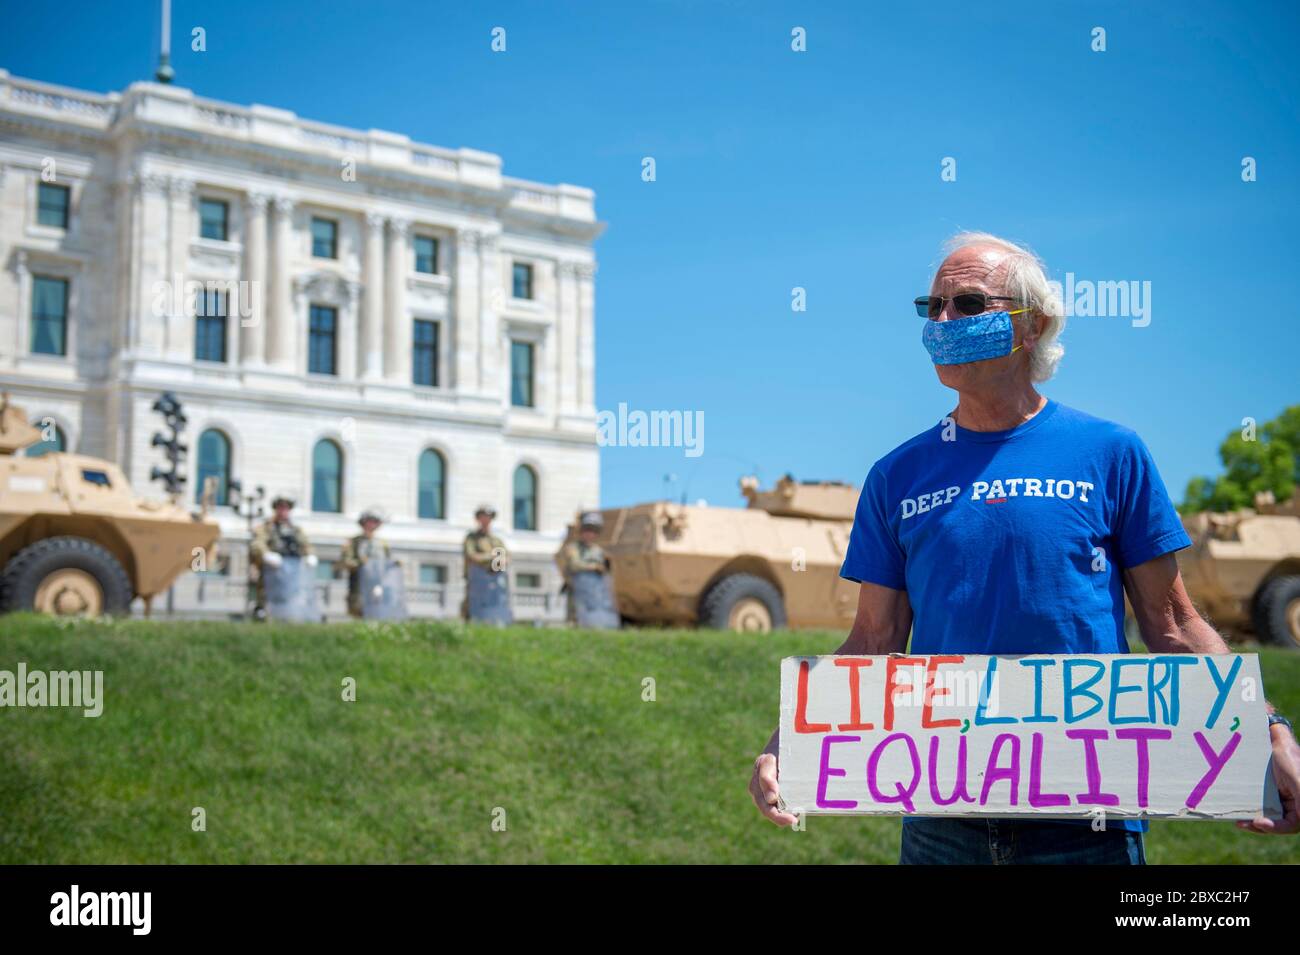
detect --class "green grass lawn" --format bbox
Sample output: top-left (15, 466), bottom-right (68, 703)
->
top-left (0, 613), bottom-right (1296, 864)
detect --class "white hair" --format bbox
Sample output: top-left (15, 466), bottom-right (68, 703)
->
top-left (939, 231), bottom-right (1066, 382)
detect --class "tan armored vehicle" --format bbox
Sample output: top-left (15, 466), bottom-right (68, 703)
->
top-left (1177, 492), bottom-right (1300, 649)
top-left (0, 396), bottom-right (219, 616)
top-left (593, 474), bottom-right (859, 632)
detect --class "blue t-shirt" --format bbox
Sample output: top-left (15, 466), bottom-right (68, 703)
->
top-left (839, 399), bottom-right (1192, 833)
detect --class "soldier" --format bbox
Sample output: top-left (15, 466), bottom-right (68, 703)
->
top-left (338, 509), bottom-right (392, 618)
top-left (556, 511), bottom-right (618, 627)
top-left (248, 493), bottom-right (315, 620)
top-left (463, 504), bottom-right (511, 623)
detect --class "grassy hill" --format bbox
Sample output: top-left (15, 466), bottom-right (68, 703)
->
top-left (0, 614), bottom-right (1296, 864)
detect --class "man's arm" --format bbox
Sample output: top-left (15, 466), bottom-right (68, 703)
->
top-left (1126, 552), bottom-right (1299, 835)
top-left (464, 536), bottom-right (488, 568)
top-left (554, 543), bottom-right (574, 580)
top-left (1124, 553), bottom-right (1229, 654)
top-left (337, 539), bottom-right (360, 574)
top-left (248, 525), bottom-right (267, 564)
top-left (749, 581), bottom-right (912, 827)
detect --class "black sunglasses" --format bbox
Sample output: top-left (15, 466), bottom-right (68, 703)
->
top-left (914, 293), bottom-right (1019, 319)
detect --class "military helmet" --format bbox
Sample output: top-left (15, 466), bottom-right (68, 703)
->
top-left (270, 492), bottom-right (296, 509)
top-left (579, 510), bottom-right (603, 530)
top-left (475, 503), bottom-right (497, 518)
top-left (358, 508), bottom-right (386, 526)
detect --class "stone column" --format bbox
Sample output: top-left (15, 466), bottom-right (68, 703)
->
top-left (267, 195), bottom-right (296, 370)
top-left (478, 233), bottom-right (501, 399)
top-left (239, 192), bottom-right (269, 367)
top-left (452, 230), bottom-right (481, 394)
top-left (384, 217), bottom-right (409, 383)
top-left (577, 264), bottom-right (596, 414)
top-left (111, 178), bottom-right (131, 359)
top-left (165, 176), bottom-right (196, 361)
top-left (361, 212), bottom-right (386, 380)
top-left (133, 172), bottom-right (172, 356)
top-left (339, 279), bottom-right (361, 379)
top-left (557, 262), bottom-right (580, 415)
top-left (291, 277), bottom-right (309, 375)
top-left (11, 249), bottom-right (28, 359)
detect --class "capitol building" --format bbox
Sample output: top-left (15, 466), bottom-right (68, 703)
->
top-left (0, 68), bottom-right (603, 620)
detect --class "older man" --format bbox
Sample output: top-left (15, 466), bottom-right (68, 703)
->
top-left (749, 232), bottom-right (1299, 864)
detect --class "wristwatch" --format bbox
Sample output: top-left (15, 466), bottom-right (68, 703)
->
top-left (1268, 713), bottom-right (1293, 733)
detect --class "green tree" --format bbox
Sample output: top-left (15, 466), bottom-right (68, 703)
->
top-left (1180, 405), bottom-right (1299, 513)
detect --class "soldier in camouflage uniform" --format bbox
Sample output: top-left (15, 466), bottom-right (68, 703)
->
top-left (462, 504), bottom-right (509, 621)
top-left (338, 509), bottom-right (393, 618)
top-left (555, 511), bottom-right (613, 624)
top-left (248, 494), bottom-right (315, 620)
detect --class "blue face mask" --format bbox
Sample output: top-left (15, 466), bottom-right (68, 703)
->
top-left (922, 308), bottom-right (1028, 365)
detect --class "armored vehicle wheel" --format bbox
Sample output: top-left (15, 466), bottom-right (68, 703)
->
top-left (1253, 575), bottom-right (1300, 650)
top-left (700, 573), bottom-right (786, 633)
top-left (1, 537), bottom-right (133, 617)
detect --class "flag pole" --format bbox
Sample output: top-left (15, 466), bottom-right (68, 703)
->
top-left (156, 0), bottom-right (175, 83)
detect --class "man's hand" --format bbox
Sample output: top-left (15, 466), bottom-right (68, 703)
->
top-left (747, 583), bottom-right (910, 829)
top-left (262, 551), bottom-right (283, 569)
top-left (1238, 725), bottom-right (1300, 835)
top-left (1125, 556), bottom-right (1298, 835)
top-left (749, 753), bottom-right (798, 827)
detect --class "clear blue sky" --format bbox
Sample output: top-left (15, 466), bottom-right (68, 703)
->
top-left (4, 0), bottom-right (1296, 509)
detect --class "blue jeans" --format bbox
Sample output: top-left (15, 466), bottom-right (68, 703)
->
top-left (900, 818), bottom-right (1145, 865)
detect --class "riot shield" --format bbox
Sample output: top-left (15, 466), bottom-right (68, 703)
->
top-left (359, 558), bottom-right (408, 620)
top-left (467, 562), bottom-right (512, 625)
top-left (263, 556), bottom-right (323, 623)
top-left (571, 570), bottom-right (620, 629)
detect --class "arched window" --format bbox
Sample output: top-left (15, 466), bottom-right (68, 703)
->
top-left (418, 448), bottom-right (446, 520)
top-left (312, 439), bottom-right (343, 513)
top-left (195, 429), bottom-right (232, 505)
top-left (25, 420), bottom-right (65, 458)
top-left (512, 464), bottom-right (537, 531)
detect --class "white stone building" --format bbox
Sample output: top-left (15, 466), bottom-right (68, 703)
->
top-left (0, 69), bottom-right (604, 620)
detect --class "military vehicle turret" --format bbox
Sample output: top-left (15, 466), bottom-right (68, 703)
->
top-left (1178, 493), bottom-right (1300, 649)
top-left (0, 395), bottom-right (220, 616)
top-left (592, 474), bottom-right (859, 632)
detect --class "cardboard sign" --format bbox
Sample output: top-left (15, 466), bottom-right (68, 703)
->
top-left (778, 654), bottom-right (1281, 821)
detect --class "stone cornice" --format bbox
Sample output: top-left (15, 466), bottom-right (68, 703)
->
top-left (0, 71), bottom-right (604, 242)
